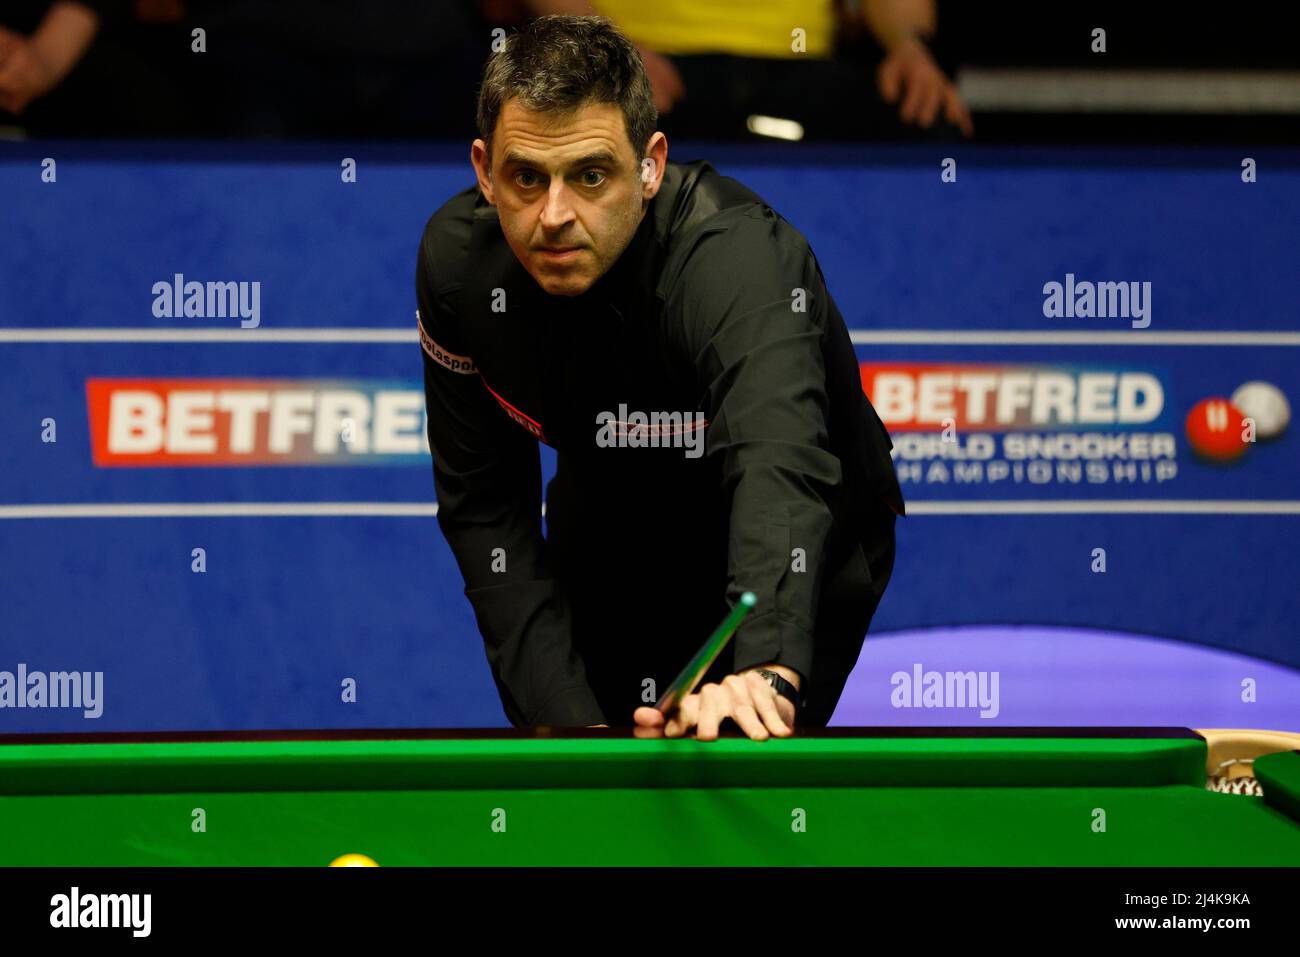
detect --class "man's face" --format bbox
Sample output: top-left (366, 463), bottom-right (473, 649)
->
top-left (472, 100), bottom-right (665, 296)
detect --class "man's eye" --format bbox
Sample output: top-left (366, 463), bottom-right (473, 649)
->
top-left (515, 171), bottom-right (540, 188)
top-left (580, 170), bottom-right (606, 187)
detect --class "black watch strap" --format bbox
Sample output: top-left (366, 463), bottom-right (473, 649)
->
top-left (756, 668), bottom-right (804, 711)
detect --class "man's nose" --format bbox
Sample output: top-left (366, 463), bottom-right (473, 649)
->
top-left (539, 181), bottom-right (577, 231)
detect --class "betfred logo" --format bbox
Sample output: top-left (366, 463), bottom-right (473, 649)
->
top-left (86, 378), bottom-right (429, 466)
top-left (861, 363), bottom-right (1165, 431)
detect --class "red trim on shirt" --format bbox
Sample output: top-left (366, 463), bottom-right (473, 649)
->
top-left (480, 379), bottom-right (548, 444)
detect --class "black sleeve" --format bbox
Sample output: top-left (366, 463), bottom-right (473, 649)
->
top-left (417, 227), bottom-right (605, 727)
top-left (667, 208), bottom-right (844, 684)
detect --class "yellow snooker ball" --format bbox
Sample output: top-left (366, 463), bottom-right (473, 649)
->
top-left (329, 853), bottom-right (379, 868)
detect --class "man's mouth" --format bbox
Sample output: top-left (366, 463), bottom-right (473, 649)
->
top-left (537, 246), bottom-right (584, 262)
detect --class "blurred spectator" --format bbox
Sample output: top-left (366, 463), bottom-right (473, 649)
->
top-left (2, 0), bottom-right (970, 140)
top-left (0, 0), bottom-right (196, 135)
top-left (1, 0), bottom-right (492, 138)
top-left (0, 1), bottom-right (100, 116)
top-left (500, 0), bottom-right (972, 141)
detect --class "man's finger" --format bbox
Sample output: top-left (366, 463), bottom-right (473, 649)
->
top-left (633, 706), bottom-right (666, 739)
top-left (695, 684), bottom-right (726, 741)
top-left (877, 62), bottom-right (900, 104)
top-left (730, 701), bottom-right (768, 740)
top-left (665, 695), bottom-right (698, 738)
top-left (633, 705), bottom-right (664, 727)
top-left (746, 674), bottom-right (792, 736)
top-left (945, 90), bottom-right (974, 137)
top-left (918, 84), bottom-right (943, 127)
top-left (899, 76), bottom-right (925, 124)
top-left (723, 676), bottom-right (768, 740)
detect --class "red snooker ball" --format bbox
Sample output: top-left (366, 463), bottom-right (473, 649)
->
top-left (1185, 397), bottom-right (1249, 462)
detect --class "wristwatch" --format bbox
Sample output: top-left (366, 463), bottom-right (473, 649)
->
top-left (755, 668), bottom-right (804, 713)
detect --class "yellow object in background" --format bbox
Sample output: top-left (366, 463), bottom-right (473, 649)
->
top-left (329, 853), bottom-right (380, 867)
top-left (592, 0), bottom-right (833, 59)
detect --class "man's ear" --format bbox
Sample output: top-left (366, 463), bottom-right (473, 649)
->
top-left (639, 131), bottom-right (669, 201)
top-left (470, 139), bottom-right (496, 205)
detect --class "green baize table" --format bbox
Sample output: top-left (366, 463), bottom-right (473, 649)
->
top-left (1, 728), bottom-right (1298, 866)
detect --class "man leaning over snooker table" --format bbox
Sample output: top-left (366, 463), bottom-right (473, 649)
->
top-left (416, 15), bottom-right (903, 741)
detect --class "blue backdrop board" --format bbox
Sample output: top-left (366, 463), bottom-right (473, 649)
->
top-left (1, 142), bottom-right (1296, 731)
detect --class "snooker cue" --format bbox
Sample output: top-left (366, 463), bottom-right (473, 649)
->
top-left (654, 591), bottom-right (757, 716)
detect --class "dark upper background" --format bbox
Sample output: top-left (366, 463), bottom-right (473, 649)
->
top-left (1, 0), bottom-right (1297, 144)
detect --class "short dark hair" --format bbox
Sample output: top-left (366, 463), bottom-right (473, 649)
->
top-left (476, 15), bottom-right (657, 162)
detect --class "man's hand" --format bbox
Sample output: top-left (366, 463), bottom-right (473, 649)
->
top-left (637, 46), bottom-right (685, 115)
top-left (0, 2), bottom-right (101, 117)
top-left (0, 28), bottom-right (57, 116)
top-left (634, 668), bottom-right (796, 741)
top-left (876, 36), bottom-right (972, 136)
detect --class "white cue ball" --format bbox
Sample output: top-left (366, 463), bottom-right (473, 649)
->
top-left (1231, 381), bottom-right (1291, 440)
